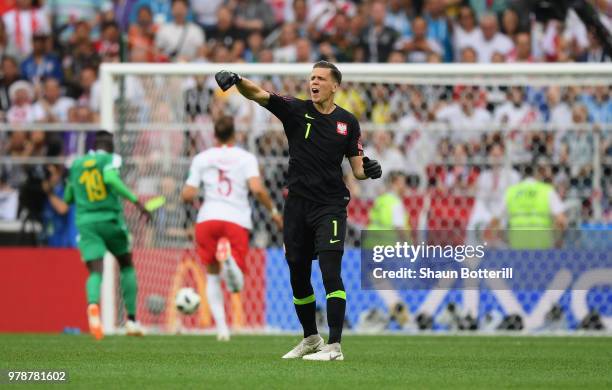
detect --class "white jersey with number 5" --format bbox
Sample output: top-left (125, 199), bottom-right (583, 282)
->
top-left (186, 145), bottom-right (260, 229)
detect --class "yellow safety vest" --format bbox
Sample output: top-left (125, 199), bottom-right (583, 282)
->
top-left (364, 192), bottom-right (411, 249)
top-left (505, 180), bottom-right (554, 249)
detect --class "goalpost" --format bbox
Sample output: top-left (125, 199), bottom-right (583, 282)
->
top-left (99, 63), bottom-right (612, 335)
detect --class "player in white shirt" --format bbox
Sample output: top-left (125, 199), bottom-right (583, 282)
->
top-left (181, 116), bottom-right (282, 341)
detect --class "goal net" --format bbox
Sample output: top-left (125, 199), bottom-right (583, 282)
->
top-left (99, 63), bottom-right (612, 334)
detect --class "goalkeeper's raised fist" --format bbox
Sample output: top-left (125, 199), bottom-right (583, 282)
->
top-left (215, 70), bottom-right (241, 91)
top-left (362, 156), bottom-right (382, 179)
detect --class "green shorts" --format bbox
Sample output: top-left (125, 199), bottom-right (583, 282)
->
top-left (77, 219), bottom-right (131, 261)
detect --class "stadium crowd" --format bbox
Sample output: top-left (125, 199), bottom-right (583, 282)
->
top-left (0, 0), bottom-right (611, 247)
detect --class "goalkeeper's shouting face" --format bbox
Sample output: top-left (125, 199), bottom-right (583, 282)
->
top-left (309, 61), bottom-right (341, 105)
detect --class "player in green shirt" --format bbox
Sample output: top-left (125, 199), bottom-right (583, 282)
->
top-left (60, 131), bottom-right (150, 340)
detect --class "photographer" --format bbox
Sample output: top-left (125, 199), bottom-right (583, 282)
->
top-left (41, 164), bottom-right (77, 247)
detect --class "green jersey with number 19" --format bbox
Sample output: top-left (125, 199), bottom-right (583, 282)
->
top-left (65, 150), bottom-right (125, 226)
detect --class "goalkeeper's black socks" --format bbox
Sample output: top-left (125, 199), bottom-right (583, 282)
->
top-left (319, 251), bottom-right (346, 344)
top-left (288, 260), bottom-right (318, 338)
top-left (295, 300), bottom-right (318, 338)
top-left (326, 297), bottom-right (346, 344)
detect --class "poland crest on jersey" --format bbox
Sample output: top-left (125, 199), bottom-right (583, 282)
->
top-left (336, 121), bottom-right (347, 135)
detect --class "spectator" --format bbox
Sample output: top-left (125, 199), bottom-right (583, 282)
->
top-left (76, 66), bottom-right (100, 112)
top-left (357, 0), bottom-right (399, 63)
top-left (73, 105), bottom-right (97, 149)
top-left (285, 0), bottom-right (309, 37)
top-left (397, 16), bottom-right (442, 63)
top-left (273, 23), bottom-right (298, 63)
top-left (494, 86), bottom-right (539, 127)
top-left (494, 86), bottom-right (540, 163)
top-left (113, 0), bottom-right (138, 33)
top-left (206, 6), bottom-right (243, 52)
top-left (562, 9), bottom-right (590, 60)
top-left (210, 44), bottom-right (232, 63)
top-left (349, 12), bottom-right (367, 43)
top-left (65, 20), bottom-right (92, 50)
top-left (435, 88), bottom-right (491, 144)
top-left (191, 0), bottom-right (223, 36)
top-left (453, 5), bottom-right (481, 61)
top-left (184, 75), bottom-right (213, 121)
top-left (371, 85), bottom-right (391, 124)
top-left (544, 86), bottom-right (572, 127)
top-left (130, 0), bottom-right (173, 26)
top-left (335, 83), bottom-right (367, 120)
top-left (49, 0), bottom-right (112, 44)
top-left (423, 0), bottom-right (452, 61)
top-left (309, 0), bottom-right (357, 37)
top-left (243, 31), bottom-right (264, 63)
top-left (475, 13), bottom-right (514, 63)
top-left (491, 51), bottom-right (506, 62)
top-left (397, 89), bottom-right (438, 181)
top-left (0, 165), bottom-right (19, 221)
top-left (7, 80), bottom-right (35, 124)
top-left (2, 0), bottom-right (50, 60)
top-left (386, 0), bottom-right (412, 38)
top-left (155, 0), bottom-right (204, 61)
top-left (467, 142), bottom-right (520, 235)
top-left (388, 50), bottom-right (406, 63)
top-left (500, 7), bottom-right (520, 41)
top-left (128, 5), bottom-right (159, 62)
top-left (320, 12), bottom-right (355, 62)
top-left (562, 104), bottom-right (594, 177)
top-left (361, 130), bottom-right (406, 199)
top-left (581, 86), bottom-right (612, 124)
top-left (232, 0), bottom-right (276, 34)
top-left (460, 46), bottom-right (478, 62)
top-left (0, 18), bottom-right (15, 60)
top-left (439, 143), bottom-right (479, 194)
top-left (0, 56), bottom-right (22, 115)
top-left (62, 21), bottom-right (99, 88)
top-left (469, 0), bottom-right (507, 20)
top-left (585, 29), bottom-right (611, 62)
top-left (296, 38), bottom-right (315, 62)
top-left (20, 33), bottom-right (63, 85)
top-left (428, 52), bottom-right (443, 62)
top-left (32, 77), bottom-right (75, 123)
top-left (95, 21), bottom-right (121, 60)
top-left (5, 131), bottom-right (30, 157)
top-left (507, 32), bottom-right (534, 62)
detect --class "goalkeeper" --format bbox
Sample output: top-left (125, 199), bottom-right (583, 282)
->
top-left (216, 62), bottom-right (382, 361)
top-left (51, 131), bottom-right (150, 340)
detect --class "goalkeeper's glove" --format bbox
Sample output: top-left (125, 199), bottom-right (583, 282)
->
top-left (362, 156), bottom-right (382, 179)
top-left (215, 70), bottom-right (242, 91)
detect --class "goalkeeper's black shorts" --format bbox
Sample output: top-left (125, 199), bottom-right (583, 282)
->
top-left (283, 194), bottom-right (347, 262)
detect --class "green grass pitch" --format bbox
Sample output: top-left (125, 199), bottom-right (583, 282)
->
top-left (1, 334), bottom-right (611, 389)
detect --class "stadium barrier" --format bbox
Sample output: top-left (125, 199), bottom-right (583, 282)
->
top-left (0, 248), bottom-right (88, 332)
